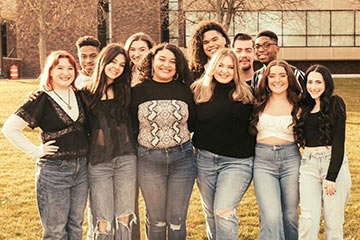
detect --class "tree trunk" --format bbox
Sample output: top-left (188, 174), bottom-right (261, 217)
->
top-left (38, 0), bottom-right (47, 70)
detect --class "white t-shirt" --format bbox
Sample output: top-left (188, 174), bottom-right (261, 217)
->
top-left (75, 72), bottom-right (91, 89)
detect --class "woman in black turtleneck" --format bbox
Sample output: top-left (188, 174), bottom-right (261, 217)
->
top-left (191, 48), bottom-right (255, 240)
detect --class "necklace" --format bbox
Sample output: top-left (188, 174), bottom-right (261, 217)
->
top-left (53, 89), bottom-right (72, 110)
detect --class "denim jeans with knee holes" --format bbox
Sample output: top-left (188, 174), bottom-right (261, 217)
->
top-left (36, 157), bottom-right (88, 240)
top-left (137, 141), bottom-right (196, 240)
top-left (299, 150), bottom-right (351, 240)
top-left (253, 142), bottom-right (301, 240)
top-left (89, 154), bottom-right (137, 240)
top-left (195, 149), bottom-right (254, 240)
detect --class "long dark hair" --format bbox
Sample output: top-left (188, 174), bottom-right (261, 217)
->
top-left (249, 60), bottom-right (301, 136)
top-left (295, 64), bottom-right (346, 147)
top-left (187, 21), bottom-right (230, 77)
top-left (87, 43), bottom-right (131, 123)
top-left (138, 43), bottom-right (193, 86)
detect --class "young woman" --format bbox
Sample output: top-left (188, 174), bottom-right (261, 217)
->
top-left (130, 43), bottom-right (196, 240)
top-left (296, 65), bottom-right (351, 239)
top-left (188, 20), bottom-right (230, 80)
top-left (249, 60), bottom-right (302, 240)
top-left (83, 43), bottom-right (137, 239)
top-left (191, 48), bottom-right (255, 240)
top-left (2, 51), bottom-right (89, 239)
top-left (124, 32), bottom-right (155, 87)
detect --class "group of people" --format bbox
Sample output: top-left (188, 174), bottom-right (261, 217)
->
top-left (2, 20), bottom-right (351, 240)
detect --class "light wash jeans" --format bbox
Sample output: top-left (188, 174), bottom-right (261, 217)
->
top-left (299, 149), bottom-right (351, 240)
top-left (36, 157), bottom-right (88, 240)
top-left (137, 141), bottom-right (196, 240)
top-left (254, 142), bottom-right (301, 240)
top-left (195, 149), bottom-right (254, 240)
top-left (88, 154), bottom-right (137, 240)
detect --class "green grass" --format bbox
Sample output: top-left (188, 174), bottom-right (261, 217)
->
top-left (0, 78), bottom-right (359, 239)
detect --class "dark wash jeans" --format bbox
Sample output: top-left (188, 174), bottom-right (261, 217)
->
top-left (36, 157), bottom-right (88, 240)
top-left (137, 141), bottom-right (196, 240)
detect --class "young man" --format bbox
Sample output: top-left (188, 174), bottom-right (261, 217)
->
top-left (75, 36), bottom-right (100, 89)
top-left (251, 30), bottom-right (305, 92)
top-left (231, 33), bottom-right (255, 84)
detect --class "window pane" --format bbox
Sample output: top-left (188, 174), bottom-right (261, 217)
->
top-left (283, 36), bottom-right (306, 46)
top-left (331, 36), bottom-right (354, 46)
top-left (234, 12), bottom-right (258, 36)
top-left (259, 11), bottom-right (282, 35)
top-left (307, 36), bottom-right (330, 46)
top-left (283, 11), bottom-right (306, 35)
top-left (356, 35), bottom-right (360, 46)
top-left (308, 12), bottom-right (330, 35)
top-left (332, 11), bottom-right (354, 34)
top-left (356, 12), bottom-right (360, 34)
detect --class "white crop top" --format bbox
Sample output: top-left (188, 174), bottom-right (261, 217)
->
top-left (256, 113), bottom-right (295, 142)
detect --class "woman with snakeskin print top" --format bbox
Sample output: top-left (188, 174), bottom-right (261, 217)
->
top-left (130, 43), bottom-right (196, 240)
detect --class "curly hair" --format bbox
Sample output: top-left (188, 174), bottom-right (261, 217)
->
top-left (249, 60), bottom-right (301, 136)
top-left (191, 48), bottom-right (253, 104)
top-left (138, 43), bottom-right (193, 86)
top-left (295, 64), bottom-right (346, 147)
top-left (87, 43), bottom-right (131, 123)
top-left (187, 21), bottom-right (230, 78)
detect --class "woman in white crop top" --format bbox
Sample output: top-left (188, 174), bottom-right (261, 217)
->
top-left (249, 60), bottom-right (302, 240)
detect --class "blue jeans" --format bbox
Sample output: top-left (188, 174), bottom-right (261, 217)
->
top-left (88, 154), bottom-right (137, 240)
top-left (137, 141), bottom-right (196, 240)
top-left (35, 157), bottom-right (88, 240)
top-left (195, 149), bottom-right (254, 240)
top-left (299, 150), bottom-right (351, 240)
top-left (254, 142), bottom-right (301, 240)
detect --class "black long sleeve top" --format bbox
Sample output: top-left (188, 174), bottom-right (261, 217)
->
top-left (304, 96), bottom-right (346, 181)
top-left (192, 81), bottom-right (255, 158)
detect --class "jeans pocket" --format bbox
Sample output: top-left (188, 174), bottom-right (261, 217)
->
top-left (37, 159), bottom-right (67, 169)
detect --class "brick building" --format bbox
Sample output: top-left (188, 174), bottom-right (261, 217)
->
top-left (0, 0), bottom-right (163, 78)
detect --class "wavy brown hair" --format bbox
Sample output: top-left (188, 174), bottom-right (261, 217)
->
top-left (249, 60), bottom-right (301, 136)
top-left (187, 21), bottom-right (230, 78)
top-left (87, 43), bottom-right (131, 123)
top-left (124, 32), bottom-right (155, 68)
top-left (138, 43), bottom-right (193, 86)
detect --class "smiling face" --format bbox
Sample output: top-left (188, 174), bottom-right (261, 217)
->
top-left (233, 39), bottom-right (255, 72)
top-left (267, 65), bottom-right (288, 95)
top-left (50, 58), bottom-right (75, 90)
top-left (202, 30), bottom-right (227, 59)
top-left (78, 45), bottom-right (99, 76)
top-left (129, 40), bottom-right (150, 67)
top-left (255, 36), bottom-right (279, 65)
top-left (307, 71), bottom-right (325, 101)
top-left (152, 48), bottom-right (176, 83)
top-left (104, 54), bottom-right (126, 83)
top-left (214, 55), bottom-right (234, 84)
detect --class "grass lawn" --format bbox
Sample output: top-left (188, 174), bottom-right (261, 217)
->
top-left (0, 78), bottom-right (359, 239)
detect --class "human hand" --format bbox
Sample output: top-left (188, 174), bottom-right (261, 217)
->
top-left (324, 179), bottom-right (336, 195)
top-left (24, 91), bottom-right (40, 103)
top-left (40, 140), bottom-right (59, 156)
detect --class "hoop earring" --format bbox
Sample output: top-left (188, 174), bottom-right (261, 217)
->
top-left (173, 72), bottom-right (179, 81)
top-left (266, 86), bottom-right (271, 93)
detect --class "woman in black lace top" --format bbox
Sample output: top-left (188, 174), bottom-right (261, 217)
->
top-left (296, 65), bottom-right (351, 239)
top-left (81, 43), bottom-right (137, 239)
top-left (2, 51), bottom-right (89, 239)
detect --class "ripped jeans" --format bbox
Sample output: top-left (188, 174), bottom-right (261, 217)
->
top-left (195, 149), bottom-right (254, 240)
top-left (299, 150), bottom-right (351, 240)
top-left (137, 141), bottom-right (196, 240)
top-left (89, 154), bottom-right (137, 240)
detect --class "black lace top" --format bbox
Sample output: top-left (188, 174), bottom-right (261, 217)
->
top-left (81, 92), bottom-right (136, 165)
top-left (15, 91), bottom-right (88, 160)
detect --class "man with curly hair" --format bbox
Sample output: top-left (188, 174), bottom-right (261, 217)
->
top-left (187, 20), bottom-right (230, 80)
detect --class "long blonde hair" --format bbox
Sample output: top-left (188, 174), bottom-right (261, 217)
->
top-left (191, 48), bottom-right (253, 104)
